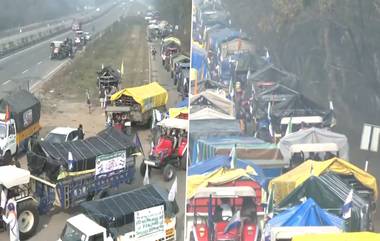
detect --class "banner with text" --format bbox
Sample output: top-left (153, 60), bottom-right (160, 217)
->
top-left (134, 205), bottom-right (165, 240)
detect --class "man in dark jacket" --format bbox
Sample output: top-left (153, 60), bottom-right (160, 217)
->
top-left (78, 124), bottom-right (84, 140)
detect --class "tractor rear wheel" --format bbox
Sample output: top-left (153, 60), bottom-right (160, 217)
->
top-left (17, 199), bottom-right (39, 240)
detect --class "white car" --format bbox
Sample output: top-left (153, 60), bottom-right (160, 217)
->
top-left (43, 127), bottom-right (79, 144)
top-left (84, 32), bottom-right (92, 41)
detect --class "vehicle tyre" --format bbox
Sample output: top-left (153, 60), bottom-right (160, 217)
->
top-left (17, 199), bottom-right (39, 240)
top-left (3, 151), bottom-right (11, 165)
top-left (163, 164), bottom-right (176, 182)
top-left (140, 161), bottom-right (151, 177)
top-left (180, 150), bottom-right (187, 171)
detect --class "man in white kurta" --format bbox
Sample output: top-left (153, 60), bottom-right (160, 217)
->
top-left (2, 202), bottom-right (19, 241)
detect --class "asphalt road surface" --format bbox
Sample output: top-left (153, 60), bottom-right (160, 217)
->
top-left (0, 2), bottom-right (128, 93)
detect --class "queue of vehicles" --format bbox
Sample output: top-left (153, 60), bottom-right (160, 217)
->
top-left (187, 1), bottom-right (379, 241)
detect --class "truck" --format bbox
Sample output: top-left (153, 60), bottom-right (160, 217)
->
top-left (50, 40), bottom-right (73, 60)
top-left (72, 20), bottom-right (82, 31)
top-left (107, 82), bottom-right (168, 127)
top-left (0, 89), bottom-right (41, 166)
top-left (59, 184), bottom-right (178, 241)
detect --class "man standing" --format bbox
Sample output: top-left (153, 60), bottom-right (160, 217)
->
top-left (78, 124), bottom-right (84, 140)
top-left (2, 202), bottom-right (19, 241)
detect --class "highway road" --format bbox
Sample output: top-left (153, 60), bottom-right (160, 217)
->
top-left (0, 2), bottom-right (128, 94)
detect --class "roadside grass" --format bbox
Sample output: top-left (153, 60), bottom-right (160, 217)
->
top-left (42, 16), bottom-right (148, 102)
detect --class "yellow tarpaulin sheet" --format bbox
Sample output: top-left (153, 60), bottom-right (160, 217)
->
top-left (163, 37), bottom-right (181, 46)
top-left (292, 232), bottom-right (380, 241)
top-left (269, 158), bottom-right (378, 203)
top-left (187, 166), bottom-right (257, 199)
top-left (169, 107), bottom-right (188, 118)
top-left (57, 169), bottom-right (95, 180)
top-left (110, 82), bottom-right (168, 113)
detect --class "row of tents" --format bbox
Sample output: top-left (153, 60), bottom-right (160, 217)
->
top-left (187, 0), bottom-right (379, 241)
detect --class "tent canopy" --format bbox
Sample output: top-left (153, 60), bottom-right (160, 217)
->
top-left (190, 107), bottom-right (235, 120)
top-left (268, 198), bottom-right (343, 230)
top-left (157, 118), bottom-right (188, 131)
top-left (292, 232), bottom-right (380, 241)
top-left (269, 158), bottom-right (378, 203)
top-left (162, 36), bottom-right (181, 46)
top-left (278, 174), bottom-right (371, 231)
top-left (188, 155), bottom-right (265, 180)
top-left (208, 28), bottom-right (241, 51)
top-left (169, 107), bottom-right (188, 118)
top-left (278, 127), bottom-right (349, 163)
top-left (190, 90), bottom-right (234, 116)
top-left (187, 166), bottom-right (262, 199)
top-left (110, 82), bottom-right (168, 113)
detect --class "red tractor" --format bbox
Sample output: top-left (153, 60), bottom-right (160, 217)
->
top-left (187, 186), bottom-right (260, 241)
top-left (140, 118), bottom-right (188, 181)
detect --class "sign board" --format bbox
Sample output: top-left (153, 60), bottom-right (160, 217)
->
top-left (134, 205), bottom-right (165, 240)
top-left (360, 123), bottom-right (380, 152)
top-left (23, 109), bottom-right (33, 127)
top-left (95, 150), bottom-right (126, 175)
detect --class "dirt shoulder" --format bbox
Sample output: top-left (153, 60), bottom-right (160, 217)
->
top-left (35, 16), bottom-right (148, 136)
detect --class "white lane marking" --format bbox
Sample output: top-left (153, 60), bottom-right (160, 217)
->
top-left (37, 61), bottom-right (43, 65)
top-left (2, 80), bottom-right (11, 85)
top-left (31, 61), bottom-right (69, 91)
top-left (42, 61), bottom-right (68, 80)
top-left (22, 68), bottom-right (29, 74)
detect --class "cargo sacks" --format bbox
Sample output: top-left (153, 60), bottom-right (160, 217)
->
top-left (27, 127), bottom-right (137, 181)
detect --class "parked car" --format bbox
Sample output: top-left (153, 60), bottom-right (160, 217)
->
top-left (43, 127), bottom-right (79, 144)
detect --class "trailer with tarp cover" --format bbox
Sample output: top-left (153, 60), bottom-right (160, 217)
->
top-left (26, 127), bottom-right (139, 211)
top-left (59, 184), bottom-right (178, 241)
top-left (109, 82), bottom-right (168, 127)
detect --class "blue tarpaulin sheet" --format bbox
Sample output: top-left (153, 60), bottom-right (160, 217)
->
top-left (176, 97), bottom-right (189, 108)
top-left (268, 198), bottom-right (344, 229)
top-left (208, 28), bottom-right (241, 52)
top-left (188, 155), bottom-right (266, 185)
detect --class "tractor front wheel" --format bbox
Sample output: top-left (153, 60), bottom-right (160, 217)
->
top-left (163, 164), bottom-right (176, 182)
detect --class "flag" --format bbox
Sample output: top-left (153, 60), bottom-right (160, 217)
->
top-left (168, 177), bottom-right (177, 201)
top-left (342, 189), bottom-right (353, 219)
top-left (286, 116), bottom-right (293, 136)
top-left (265, 188), bottom-right (274, 218)
top-left (224, 210), bottom-right (241, 234)
top-left (267, 102), bottom-right (273, 137)
top-left (134, 133), bottom-right (144, 154)
top-left (120, 59), bottom-right (125, 77)
top-left (229, 144), bottom-right (237, 169)
top-left (143, 162), bottom-right (150, 185)
top-left (262, 189), bottom-right (274, 241)
top-left (4, 105), bottom-right (10, 121)
top-left (208, 195), bottom-right (214, 240)
top-left (68, 152), bottom-right (74, 171)
top-left (228, 79), bottom-right (234, 99)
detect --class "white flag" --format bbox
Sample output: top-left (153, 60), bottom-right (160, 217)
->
top-left (143, 163), bottom-right (150, 185)
top-left (342, 189), bottom-right (353, 219)
top-left (168, 177), bottom-right (177, 201)
top-left (68, 152), bottom-right (74, 170)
